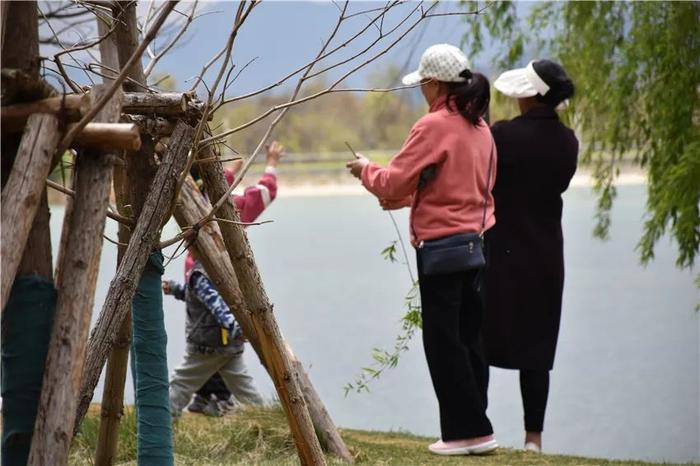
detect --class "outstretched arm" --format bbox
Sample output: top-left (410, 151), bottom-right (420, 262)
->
top-left (189, 271), bottom-right (242, 340)
top-left (233, 141), bottom-right (283, 223)
top-left (162, 280), bottom-right (186, 301)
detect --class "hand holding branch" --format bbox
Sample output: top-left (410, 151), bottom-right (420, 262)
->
top-left (346, 153), bottom-right (369, 179)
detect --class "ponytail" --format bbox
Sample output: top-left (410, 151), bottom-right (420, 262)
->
top-left (445, 71), bottom-right (490, 126)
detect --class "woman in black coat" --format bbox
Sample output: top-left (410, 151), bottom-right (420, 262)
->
top-left (483, 59), bottom-right (578, 453)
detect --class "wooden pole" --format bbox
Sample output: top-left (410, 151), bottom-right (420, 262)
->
top-left (71, 122), bottom-right (141, 151)
top-left (94, 12), bottom-right (133, 465)
top-left (198, 154), bottom-right (353, 461)
top-left (74, 121), bottom-right (194, 436)
top-left (0, 113), bottom-right (61, 312)
top-left (1, 92), bottom-right (202, 132)
top-left (27, 86), bottom-right (122, 466)
top-left (0, 5), bottom-right (56, 464)
top-left (173, 178), bottom-right (327, 466)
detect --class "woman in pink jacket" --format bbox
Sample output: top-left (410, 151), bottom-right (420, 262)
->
top-left (347, 44), bottom-right (498, 456)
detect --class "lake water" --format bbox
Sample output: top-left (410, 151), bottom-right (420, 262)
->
top-left (48, 184), bottom-right (699, 464)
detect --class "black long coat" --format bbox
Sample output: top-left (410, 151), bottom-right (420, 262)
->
top-left (483, 106), bottom-right (578, 371)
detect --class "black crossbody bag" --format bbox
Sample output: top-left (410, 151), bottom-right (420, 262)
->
top-left (416, 139), bottom-right (495, 276)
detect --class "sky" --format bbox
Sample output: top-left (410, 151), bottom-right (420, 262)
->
top-left (42, 1), bottom-right (518, 99)
top-left (151, 1), bottom-right (493, 96)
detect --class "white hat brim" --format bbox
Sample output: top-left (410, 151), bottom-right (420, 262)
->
top-left (494, 67), bottom-right (539, 98)
top-left (402, 70), bottom-right (423, 86)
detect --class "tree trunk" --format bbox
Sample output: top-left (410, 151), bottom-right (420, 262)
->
top-left (173, 178), bottom-right (327, 466)
top-left (94, 13), bottom-right (133, 464)
top-left (0, 113), bottom-right (60, 311)
top-left (27, 86), bottom-right (122, 466)
top-left (74, 121), bottom-right (194, 435)
top-left (1, 4), bottom-right (56, 464)
top-left (198, 154), bottom-right (352, 461)
top-left (92, 4), bottom-right (162, 462)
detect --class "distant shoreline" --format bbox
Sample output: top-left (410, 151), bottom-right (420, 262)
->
top-left (46, 169), bottom-right (646, 205)
top-left (277, 169), bottom-right (647, 198)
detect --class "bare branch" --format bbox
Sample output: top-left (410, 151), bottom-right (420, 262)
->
top-left (303, 2), bottom-right (422, 82)
top-left (170, 0), bottom-right (258, 222)
top-left (203, 3), bottom-right (437, 146)
top-left (200, 1), bottom-right (349, 223)
top-left (55, 1), bottom-right (179, 157)
top-left (217, 0), bottom-right (402, 107)
top-left (46, 179), bottom-right (134, 226)
top-left (144, 0), bottom-right (199, 77)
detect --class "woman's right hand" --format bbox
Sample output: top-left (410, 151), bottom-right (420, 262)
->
top-left (379, 197), bottom-right (411, 210)
top-left (346, 153), bottom-right (369, 179)
top-left (162, 280), bottom-right (172, 295)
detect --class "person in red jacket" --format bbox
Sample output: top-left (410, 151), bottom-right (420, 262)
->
top-left (184, 142), bottom-right (281, 276)
top-left (174, 141), bottom-right (283, 416)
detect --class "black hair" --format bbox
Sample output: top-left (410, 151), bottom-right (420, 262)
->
top-left (445, 70), bottom-right (490, 125)
top-left (532, 59), bottom-right (575, 108)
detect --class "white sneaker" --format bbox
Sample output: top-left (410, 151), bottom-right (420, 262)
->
top-left (524, 442), bottom-right (541, 453)
top-left (428, 438), bottom-right (499, 456)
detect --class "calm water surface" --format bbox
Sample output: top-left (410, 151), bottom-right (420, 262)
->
top-left (48, 185), bottom-right (699, 464)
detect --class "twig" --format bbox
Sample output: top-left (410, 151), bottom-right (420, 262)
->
top-left (200, 1), bottom-right (349, 224)
top-left (144, 0), bottom-right (199, 77)
top-left (170, 0), bottom-right (258, 224)
top-left (218, 0), bottom-right (401, 107)
top-left (303, 2), bottom-right (422, 82)
top-left (46, 179), bottom-right (134, 226)
top-left (103, 234), bottom-right (129, 247)
top-left (214, 217), bottom-right (273, 227)
top-left (193, 156), bottom-right (242, 165)
top-left (201, 2), bottom-right (435, 146)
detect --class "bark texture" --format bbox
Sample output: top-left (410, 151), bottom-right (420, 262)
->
top-left (174, 177), bottom-right (328, 466)
top-left (27, 86), bottom-right (121, 466)
top-left (0, 113), bottom-right (60, 311)
top-left (74, 121), bottom-right (194, 433)
top-left (199, 153), bottom-right (352, 461)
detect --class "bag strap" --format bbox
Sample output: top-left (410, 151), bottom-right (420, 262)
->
top-left (479, 137), bottom-right (495, 236)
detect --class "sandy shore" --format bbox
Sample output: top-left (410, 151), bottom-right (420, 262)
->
top-left (277, 169), bottom-right (647, 198)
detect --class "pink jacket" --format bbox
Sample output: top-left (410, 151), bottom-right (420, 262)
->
top-left (184, 168), bottom-right (277, 275)
top-left (361, 96), bottom-right (496, 244)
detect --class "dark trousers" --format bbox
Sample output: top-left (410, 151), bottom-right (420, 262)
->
top-left (197, 372), bottom-right (231, 400)
top-left (484, 368), bottom-right (550, 433)
top-left (520, 370), bottom-right (549, 433)
top-left (418, 259), bottom-right (493, 440)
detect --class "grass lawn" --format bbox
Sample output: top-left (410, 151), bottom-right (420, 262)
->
top-left (70, 405), bottom-right (681, 466)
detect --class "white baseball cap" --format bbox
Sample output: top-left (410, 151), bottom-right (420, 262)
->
top-left (493, 60), bottom-right (551, 98)
top-left (402, 44), bottom-right (471, 86)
